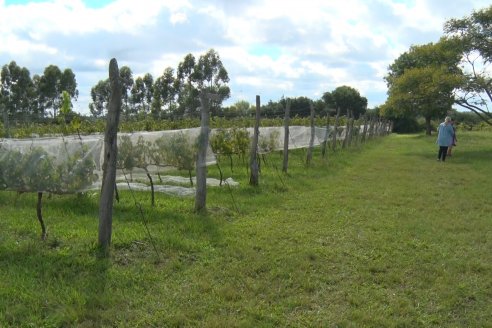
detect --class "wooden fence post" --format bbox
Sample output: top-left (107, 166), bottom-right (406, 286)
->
top-left (361, 116), bottom-right (368, 143)
top-left (332, 107), bottom-right (340, 151)
top-left (195, 92), bottom-right (212, 212)
top-left (348, 110), bottom-right (354, 147)
top-left (249, 95), bottom-right (260, 186)
top-left (98, 58), bottom-right (122, 254)
top-left (342, 110), bottom-right (350, 149)
top-left (282, 99), bottom-right (290, 173)
top-left (306, 101), bottom-right (315, 165)
top-left (368, 116), bottom-right (375, 139)
top-left (322, 108), bottom-right (330, 158)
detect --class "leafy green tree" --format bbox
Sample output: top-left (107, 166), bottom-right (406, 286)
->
top-left (0, 61), bottom-right (36, 121)
top-left (58, 90), bottom-right (71, 126)
top-left (60, 68), bottom-right (78, 101)
top-left (130, 73), bottom-right (154, 115)
top-left (195, 49), bottom-right (231, 116)
top-left (323, 86), bottom-right (368, 119)
top-left (38, 65), bottom-right (78, 118)
top-left (444, 5), bottom-right (492, 124)
top-left (119, 66), bottom-right (134, 118)
top-left (89, 79), bottom-right (110, 117)
top-left (175, 53), bottom-right (199, 117)
top-left (383, 65), bottom-right (461, 134)
top-left (222, 100), bottom-right (253, 118)
top-left (38, 65), bottom-right (62, 117)
top-left (89, 67), bottom-right (135, 118)
top-left (175, 49), bottom-right (230, 117)
top-left (281, 97), bottom-right (316, 117)
top-left (261, 99), bottom-right (284, 118)
top-left (152, 67), bottom-right (177, 117)
top-left (382, 39), bottom-right (463, 134)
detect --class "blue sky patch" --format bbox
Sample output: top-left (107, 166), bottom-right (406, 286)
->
top-left (5, 0), bottom-right (114, 8)
top-left (249, 45), bottom-right (282, 60)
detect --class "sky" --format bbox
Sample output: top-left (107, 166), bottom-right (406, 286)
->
top-left (0, 0), bottom-right (490, 115)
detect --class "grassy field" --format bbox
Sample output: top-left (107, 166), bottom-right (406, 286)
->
top-left (0, 131), bottom-right (491, 327)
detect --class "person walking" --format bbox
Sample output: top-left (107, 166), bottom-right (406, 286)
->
top-left (447, 119), bottom-right (457, 156)
top-left (436, 116), bottom-right (455, 162)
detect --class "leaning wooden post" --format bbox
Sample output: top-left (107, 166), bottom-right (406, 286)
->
top-left (332, 107), bottom-right (340, 151)
top-left (342, 110), bottom-right (350, 149)
top-left (306, 101), bottom-right (315, 165)
top-left (195, 92), bottom-right (212, 212)
top-left (348, 110), bottom-right (354, 147)
top-left (368, 116), bottom-right (375, 139)
top-left (98, 58), bottom-right (122, 253)
top-left (361, 116), bottom-right (368, 143)
top-left (321, 108), bottom-right (330, 158)
top-left (282, 99), bottom-right (290, 173)
top-left (249, 95), bottom-right (260, 186)
top-left (36, 192), bottom-right (47, 240)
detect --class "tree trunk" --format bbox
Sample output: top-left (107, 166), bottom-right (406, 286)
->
top-left (36, 192), bottom-right (47, 240)
top-left (249, 95), bottom-right (260, 186)
top-left (146, 171), bottom-right (155, 207)
top-left (98, 58), bottom-right (122, 254)
top-left (216, 162), bottom-right (224, 186)
top-left (282, 99), bottom-right (290, 173)
top-left (114, 183), bottom-right (119, 203)
top-left (425, 116), bottom-right (432, 135)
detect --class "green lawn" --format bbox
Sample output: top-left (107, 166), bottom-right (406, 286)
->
top-left (0, 131), bottom-right (491, 327)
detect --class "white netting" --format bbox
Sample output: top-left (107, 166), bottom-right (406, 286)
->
top-left (0, 124), bottom-right (389, 195)
top-left (0, 127), bottom-right (217, 194)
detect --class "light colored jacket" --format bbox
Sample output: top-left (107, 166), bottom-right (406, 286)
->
top-left (436, 122), bottom-right (454, 147)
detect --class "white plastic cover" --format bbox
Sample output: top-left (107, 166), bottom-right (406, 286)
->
top-left (0, 124), bottom-right (390, 195)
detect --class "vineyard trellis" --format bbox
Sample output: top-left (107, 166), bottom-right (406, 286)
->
top-left (0, 92), bottom-right (391, 247)
top-left (0, 123), bottom-right (391, 196)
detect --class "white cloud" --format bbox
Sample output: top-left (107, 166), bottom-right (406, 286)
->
top-left (1, 0), bottom-right (490, 113)
top-left (170, 12), bottom-right (187, 25)
top-left (0, 35), bottom-right (58, 56)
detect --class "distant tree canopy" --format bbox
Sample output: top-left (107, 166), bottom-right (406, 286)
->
top-left (89, 49), bottom-right (230, 119)
top-left (2, 47), bottom-right (372, 122)
top-left (0, 61), bottom-right (78, 121)
top-left (381, 4), bottom-right (492, 130)
top-left (322, 85), bottom-right (368, 119)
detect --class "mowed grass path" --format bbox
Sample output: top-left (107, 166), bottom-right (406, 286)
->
top-left (0, 131), bottom-right (491, 327)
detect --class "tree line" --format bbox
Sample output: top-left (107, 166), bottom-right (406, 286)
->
top-left (0, 62), bottom-right (77, 121)
top-left (1, 47), bottom-right (372, 125)
top-left (381, 5), bottom-right (492, 133)
top-left (89, 49), bottom-right (230, 119)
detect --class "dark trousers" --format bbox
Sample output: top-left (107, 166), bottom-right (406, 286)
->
top-left (438, 146), bottom-right (448, 161)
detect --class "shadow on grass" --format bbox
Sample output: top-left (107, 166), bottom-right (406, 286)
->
top-left (0, 245), bottom-right (111, 326)
top-left (413, 149), bottom-right (492, 164)
top-left (448, 149), bottom-right (492, 164)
